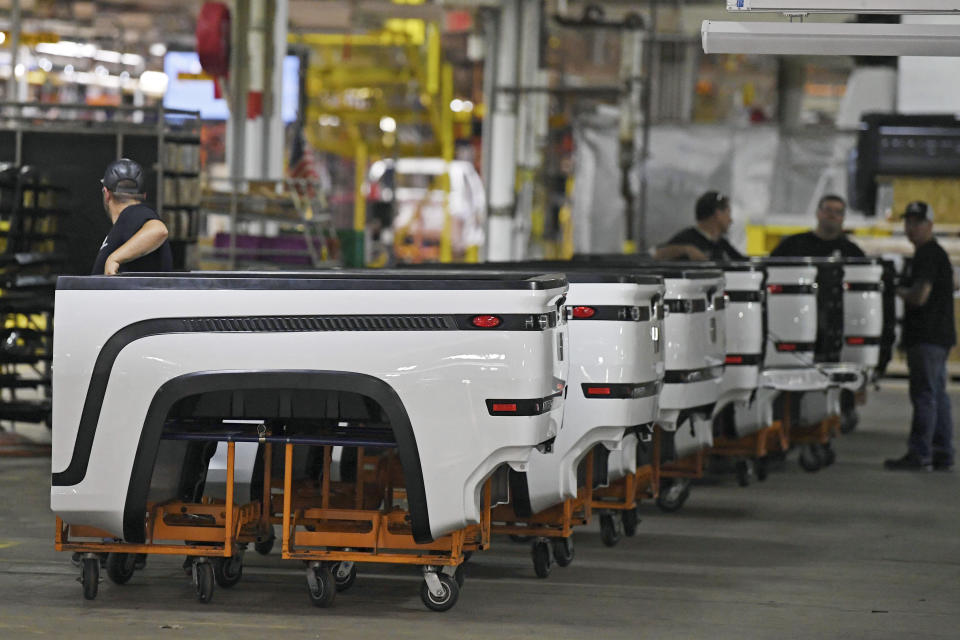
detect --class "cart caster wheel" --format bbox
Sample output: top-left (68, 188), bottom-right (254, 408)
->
top-left (600, 513), bottom-right (621, 547)
top-left (213, 555), bottom-right (243, 589)
top-left (509, 534), bottom-right (533, 543)
top-left (799, 444), bottom-right (823, 472)
top-left (531, 540), bottom-right (553, 578)
top-left (551, 536), bottom-right (575, 567)
top-left (621, 508), bottom-right (639, 537)
top-left (657, 479), bottom-right (691, 513)
top-left (106, 552), bottom-right (135, 585)
top-left (80, 557), bottom-right (99, 600)
top-left (71, 552), bottom-right (82, 568)
top-left (735, 460), bottom-right (751, 487)
top-left (332, 561), bottom-right (357, 593)
top-left (461, 550), bottom-right (473, 563)
top-left (756, 457), bottom-right (769, 482)
top-left (454, 564), bottom-right (466, 588)
top-left (821, 443), bottom-right (837, 467)
top-left (254, 531), bottom-right (275, 556)
top-left (421, 573), bottom-right (459, 612)
top-left (306, 564), bottom-right (336, 608)
top-left (193, 560), bottom-right (214, 604)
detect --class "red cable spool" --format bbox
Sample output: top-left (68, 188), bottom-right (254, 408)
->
top-left (196, 2), bottom-right (231, 82)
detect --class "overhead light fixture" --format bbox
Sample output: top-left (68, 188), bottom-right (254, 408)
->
top-left (149, 43), bottom-right (167, 57)
top-left (702, 21), bottom-right (960, 56)
top-left (139, 70), bottom-right (169, 95)
top-left (379, 116), bottom-right (397, 133)
top-left (726, 0), bottom-right (960, 13)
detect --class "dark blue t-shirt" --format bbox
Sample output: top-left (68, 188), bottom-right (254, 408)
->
top-left (91, 204), bottom-right (173, 275)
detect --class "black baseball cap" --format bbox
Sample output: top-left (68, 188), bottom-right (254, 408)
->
top-left (101, 158), bottom-right (144, 195)
top-left (901, 200), bottom-right (934, 223)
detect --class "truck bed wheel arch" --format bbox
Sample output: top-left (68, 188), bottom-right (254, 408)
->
top-left (122, 370), bottom-right (432, 544)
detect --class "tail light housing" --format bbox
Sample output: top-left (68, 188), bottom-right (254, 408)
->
top-left (471, 315), bottom-right (501, 328)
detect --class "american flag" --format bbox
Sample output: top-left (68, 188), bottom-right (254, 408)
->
top-left (288, 126), bottom-right (321, 198)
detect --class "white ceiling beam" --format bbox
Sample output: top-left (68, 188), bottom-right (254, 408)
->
top-left (702, 20), bottom-right (960, 56)
top-left (726, 0), bottom-right (960, 14)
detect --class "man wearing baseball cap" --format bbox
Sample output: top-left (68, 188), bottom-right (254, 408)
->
top-left (885, 201), bottom-right (955, 472)
top-left (92, 158), bottom-right (172, 275)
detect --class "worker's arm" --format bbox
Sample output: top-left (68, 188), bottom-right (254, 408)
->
top-left (104, 219), bottom-right (169, 275)
top-left (897, 280), bottom-right (933, 307)
top-left (652, 244), bottom-right (708, 261)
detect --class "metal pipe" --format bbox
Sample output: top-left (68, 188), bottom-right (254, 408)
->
top-left (6, 0), bottom-right (21, 102)
top-left (487, 0), bottom-right (521, 261)
top-left (637, 0), bottom-right (658, 254)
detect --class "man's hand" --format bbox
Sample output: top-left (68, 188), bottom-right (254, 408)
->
top-left (686, 245), bottom-right (709, 261)
top-left (104, 219), bottom-right (169, 275)
top-left (105, 255), bottom-right (121, 276)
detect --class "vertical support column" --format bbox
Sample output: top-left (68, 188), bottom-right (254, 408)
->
top-left (486, 0), bottom-right (520, 262)
top-left (512, 0), bottom-right (543, 261)
top-left (620, 26), bottom-right (645, 253)
top-left (440, 63), bottom-right (455, 263)
top-left (5, 0), bottom-right (21, 102)
top-left (636, 3), bottom-right (657, 254)
top-left (244, 0), bottom-right (268, 181)
top-left (227, 0), bottom-right (251, 269)
top-left (343, 141), bottom-right (368, 267)
top-left (266, 0), bottom-right (289, 179)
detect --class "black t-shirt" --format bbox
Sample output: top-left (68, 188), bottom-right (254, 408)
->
top-left (662, 227), bottom-right (746, 262)
top-left (902, 239), bottom-right (956, 348)
top-left (770, 231), bottom-right (865, 258)
top-left (91, 204), bottom-right (173, 275)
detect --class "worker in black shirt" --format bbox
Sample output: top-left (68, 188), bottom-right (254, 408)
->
top-left (885, 202), bottom-right (956, 472)
top-left (770, 194), bottom-right (865, 258)
top-left (654, 191), bottom-right (746, 262)
top-left (93, 158), bottom-right (172, 275)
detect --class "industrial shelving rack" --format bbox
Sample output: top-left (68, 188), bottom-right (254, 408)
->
top-left (0, 163), bottom-right (64, 440)
top-left (0, 103), bottom-right (202, 272)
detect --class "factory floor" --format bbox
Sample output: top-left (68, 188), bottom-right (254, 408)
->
top-left (1, 382), bottom-right (958, 640)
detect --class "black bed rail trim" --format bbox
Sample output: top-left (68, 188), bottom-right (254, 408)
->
top-left (664, 299), bottom-right (707, 314)
top-left (581, 381), bottom-right (661, 399)
top-left (767, 284), bottom-right (816, 295)
top-left (774, 341), bottom-right (816, 353)
top-left (486, 391), bottom-right (563, 416)
top-left (844, 282), bottom-right (883, 292)
top-left (453, 311), bottom-right (558, 331)
top-left (564, 305), bottom-right (652, 322)
top-left (663, 365), bottom-right (725, 385)
top-left (726, 290), bottom-right (764, 303)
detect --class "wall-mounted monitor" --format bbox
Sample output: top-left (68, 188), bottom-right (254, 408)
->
top-left (163, 50), bottom-right (299, 123)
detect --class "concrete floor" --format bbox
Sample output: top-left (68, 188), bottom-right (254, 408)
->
top-left (1, 382), bottom-right (958, 640)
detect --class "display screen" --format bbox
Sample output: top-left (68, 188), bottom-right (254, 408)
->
top-left (163, 50), bottom-right (299, 123)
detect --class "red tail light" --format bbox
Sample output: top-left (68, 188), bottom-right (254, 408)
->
top-left (491, 403), bottom-right (517, 413)
top-left (725, 355), bottom-right (744, 364)
top-left (471, 315), bottom-right (502, 328)
top-left (846, 337), bottom-right (865, 345)
top-left (767, 284), bottom-right (783, 294)
top-left (571, 306), bottom-right (596, 319)
top-left (777, 343), bottom-right (797, 352)
top-left (586, 387), bottom-right (611, 396)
